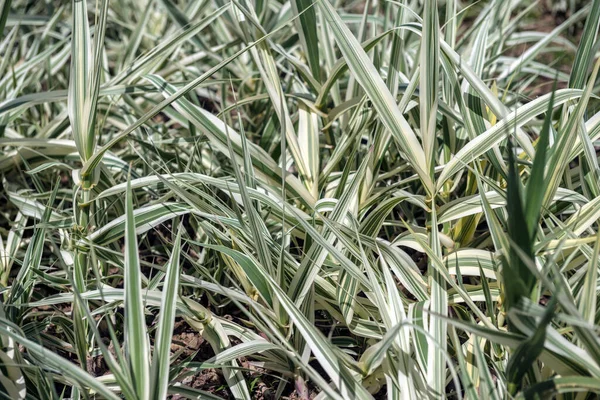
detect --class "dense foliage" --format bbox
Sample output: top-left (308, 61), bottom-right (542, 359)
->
top-left (1, 0), bottom-right (600, 398)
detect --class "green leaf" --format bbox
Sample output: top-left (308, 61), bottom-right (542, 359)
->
top-left (317, 0), bottom-right (431, 193)
top-left (291, 0), bottom-right (319, 80)
top-left (202, 244), bottom-right (273, 306)
top-left (420, 0), bottom-right (439, 175)
top-left (124, 171), bottom-right (150, 398)
top-left (507, 299), bottom-right (556, 394)
top-left (0, 319), bottom-right (119, 399)
top-left (151, 226), bottom-right (183, 400)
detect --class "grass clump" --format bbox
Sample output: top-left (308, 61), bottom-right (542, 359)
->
top-left (1, 0), bottom-right (600, 398)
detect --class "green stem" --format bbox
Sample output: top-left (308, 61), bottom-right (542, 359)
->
top-left (73, 177), bottom-right (94, 372)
